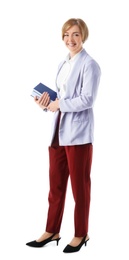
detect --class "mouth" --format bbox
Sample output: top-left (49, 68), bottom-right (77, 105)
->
top-left (67, 43), bottom-right (76, 47)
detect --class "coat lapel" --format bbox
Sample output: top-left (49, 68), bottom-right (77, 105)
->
top-left (64, 50), bottom-right (88, 98)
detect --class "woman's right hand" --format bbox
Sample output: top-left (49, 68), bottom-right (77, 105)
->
top-left (34, 92), bottom-right (50, 110)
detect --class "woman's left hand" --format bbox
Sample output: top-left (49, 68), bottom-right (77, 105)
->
top-left (47, 98), bottom-right (59, 112)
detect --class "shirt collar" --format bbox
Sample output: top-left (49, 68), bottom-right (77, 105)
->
top-left (65, 48), bottom-right (84, 63)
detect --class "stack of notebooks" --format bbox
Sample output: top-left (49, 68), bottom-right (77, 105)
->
top-left (31, 82), bottom-right (57, 101)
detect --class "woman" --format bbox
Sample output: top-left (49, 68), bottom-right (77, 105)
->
top-left (26, 18), bottom-right (101, 253)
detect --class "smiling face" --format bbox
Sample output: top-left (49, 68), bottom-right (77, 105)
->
top-left (63, 25), bottom-right (83, 57)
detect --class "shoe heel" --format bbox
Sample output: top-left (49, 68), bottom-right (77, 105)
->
top-left (85, 238), bottom-right (89, 246)
top-left (56, 237), bottom-right (61, 246)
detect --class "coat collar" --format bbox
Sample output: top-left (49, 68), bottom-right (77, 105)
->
top-left (61, 49), bottom-right (88, 98)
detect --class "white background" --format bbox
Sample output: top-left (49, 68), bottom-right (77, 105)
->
top-left (0, 0), bottom-right (129, 259)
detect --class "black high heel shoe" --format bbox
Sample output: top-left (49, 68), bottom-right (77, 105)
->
top-left (63, 235), bottom-right (89, 253)
top-left (26, 233), bottom-right (61, 248)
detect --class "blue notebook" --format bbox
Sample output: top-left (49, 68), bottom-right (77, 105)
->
top-left (31, 82), bottom-right (57, 101)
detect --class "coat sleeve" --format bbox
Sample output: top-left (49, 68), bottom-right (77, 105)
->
top-left (59, 60), bottom-right (101, 112)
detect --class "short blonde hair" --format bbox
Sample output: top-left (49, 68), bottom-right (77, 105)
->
top-left (62, 18), bottom-right (89, 43)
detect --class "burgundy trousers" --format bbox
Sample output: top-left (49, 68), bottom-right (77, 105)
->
top-left (45, 115), bottom-right (93, 237)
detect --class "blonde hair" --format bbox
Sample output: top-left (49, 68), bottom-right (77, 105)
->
top-left (62, 18), bottom-right (89, 43)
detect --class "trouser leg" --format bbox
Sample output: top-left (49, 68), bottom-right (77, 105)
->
top-left (45, 145), bottom-right (69, 233)
top-left (65, 144), bottom-right (93, 237)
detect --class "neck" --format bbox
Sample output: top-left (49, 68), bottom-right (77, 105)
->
top-left (69, 47), bottom-right (83, 58)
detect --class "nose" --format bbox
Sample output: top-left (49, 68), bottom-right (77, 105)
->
top-left (68, 34), bottom-right (74, 41)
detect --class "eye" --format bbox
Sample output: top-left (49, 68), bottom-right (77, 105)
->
top-left (64, 33), bottom-right (69, 37)
top-left (73, 33), bottom-right (80, 36)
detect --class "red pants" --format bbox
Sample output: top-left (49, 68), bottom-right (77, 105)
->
top-left (46, 144), bottom-right (92, 237)
top-left (45, 114), bottom-right (93, 236)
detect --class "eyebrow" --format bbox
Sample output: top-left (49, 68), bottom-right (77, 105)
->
top-left (65, 31), bottom-right (81, 34)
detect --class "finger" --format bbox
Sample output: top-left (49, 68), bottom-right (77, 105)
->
top-left (39, 93), bottom-right (50, 106)
top-left (40, 92), bottom-right (50, 100)
top-left (34, 96), bottom-right (39, 101)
